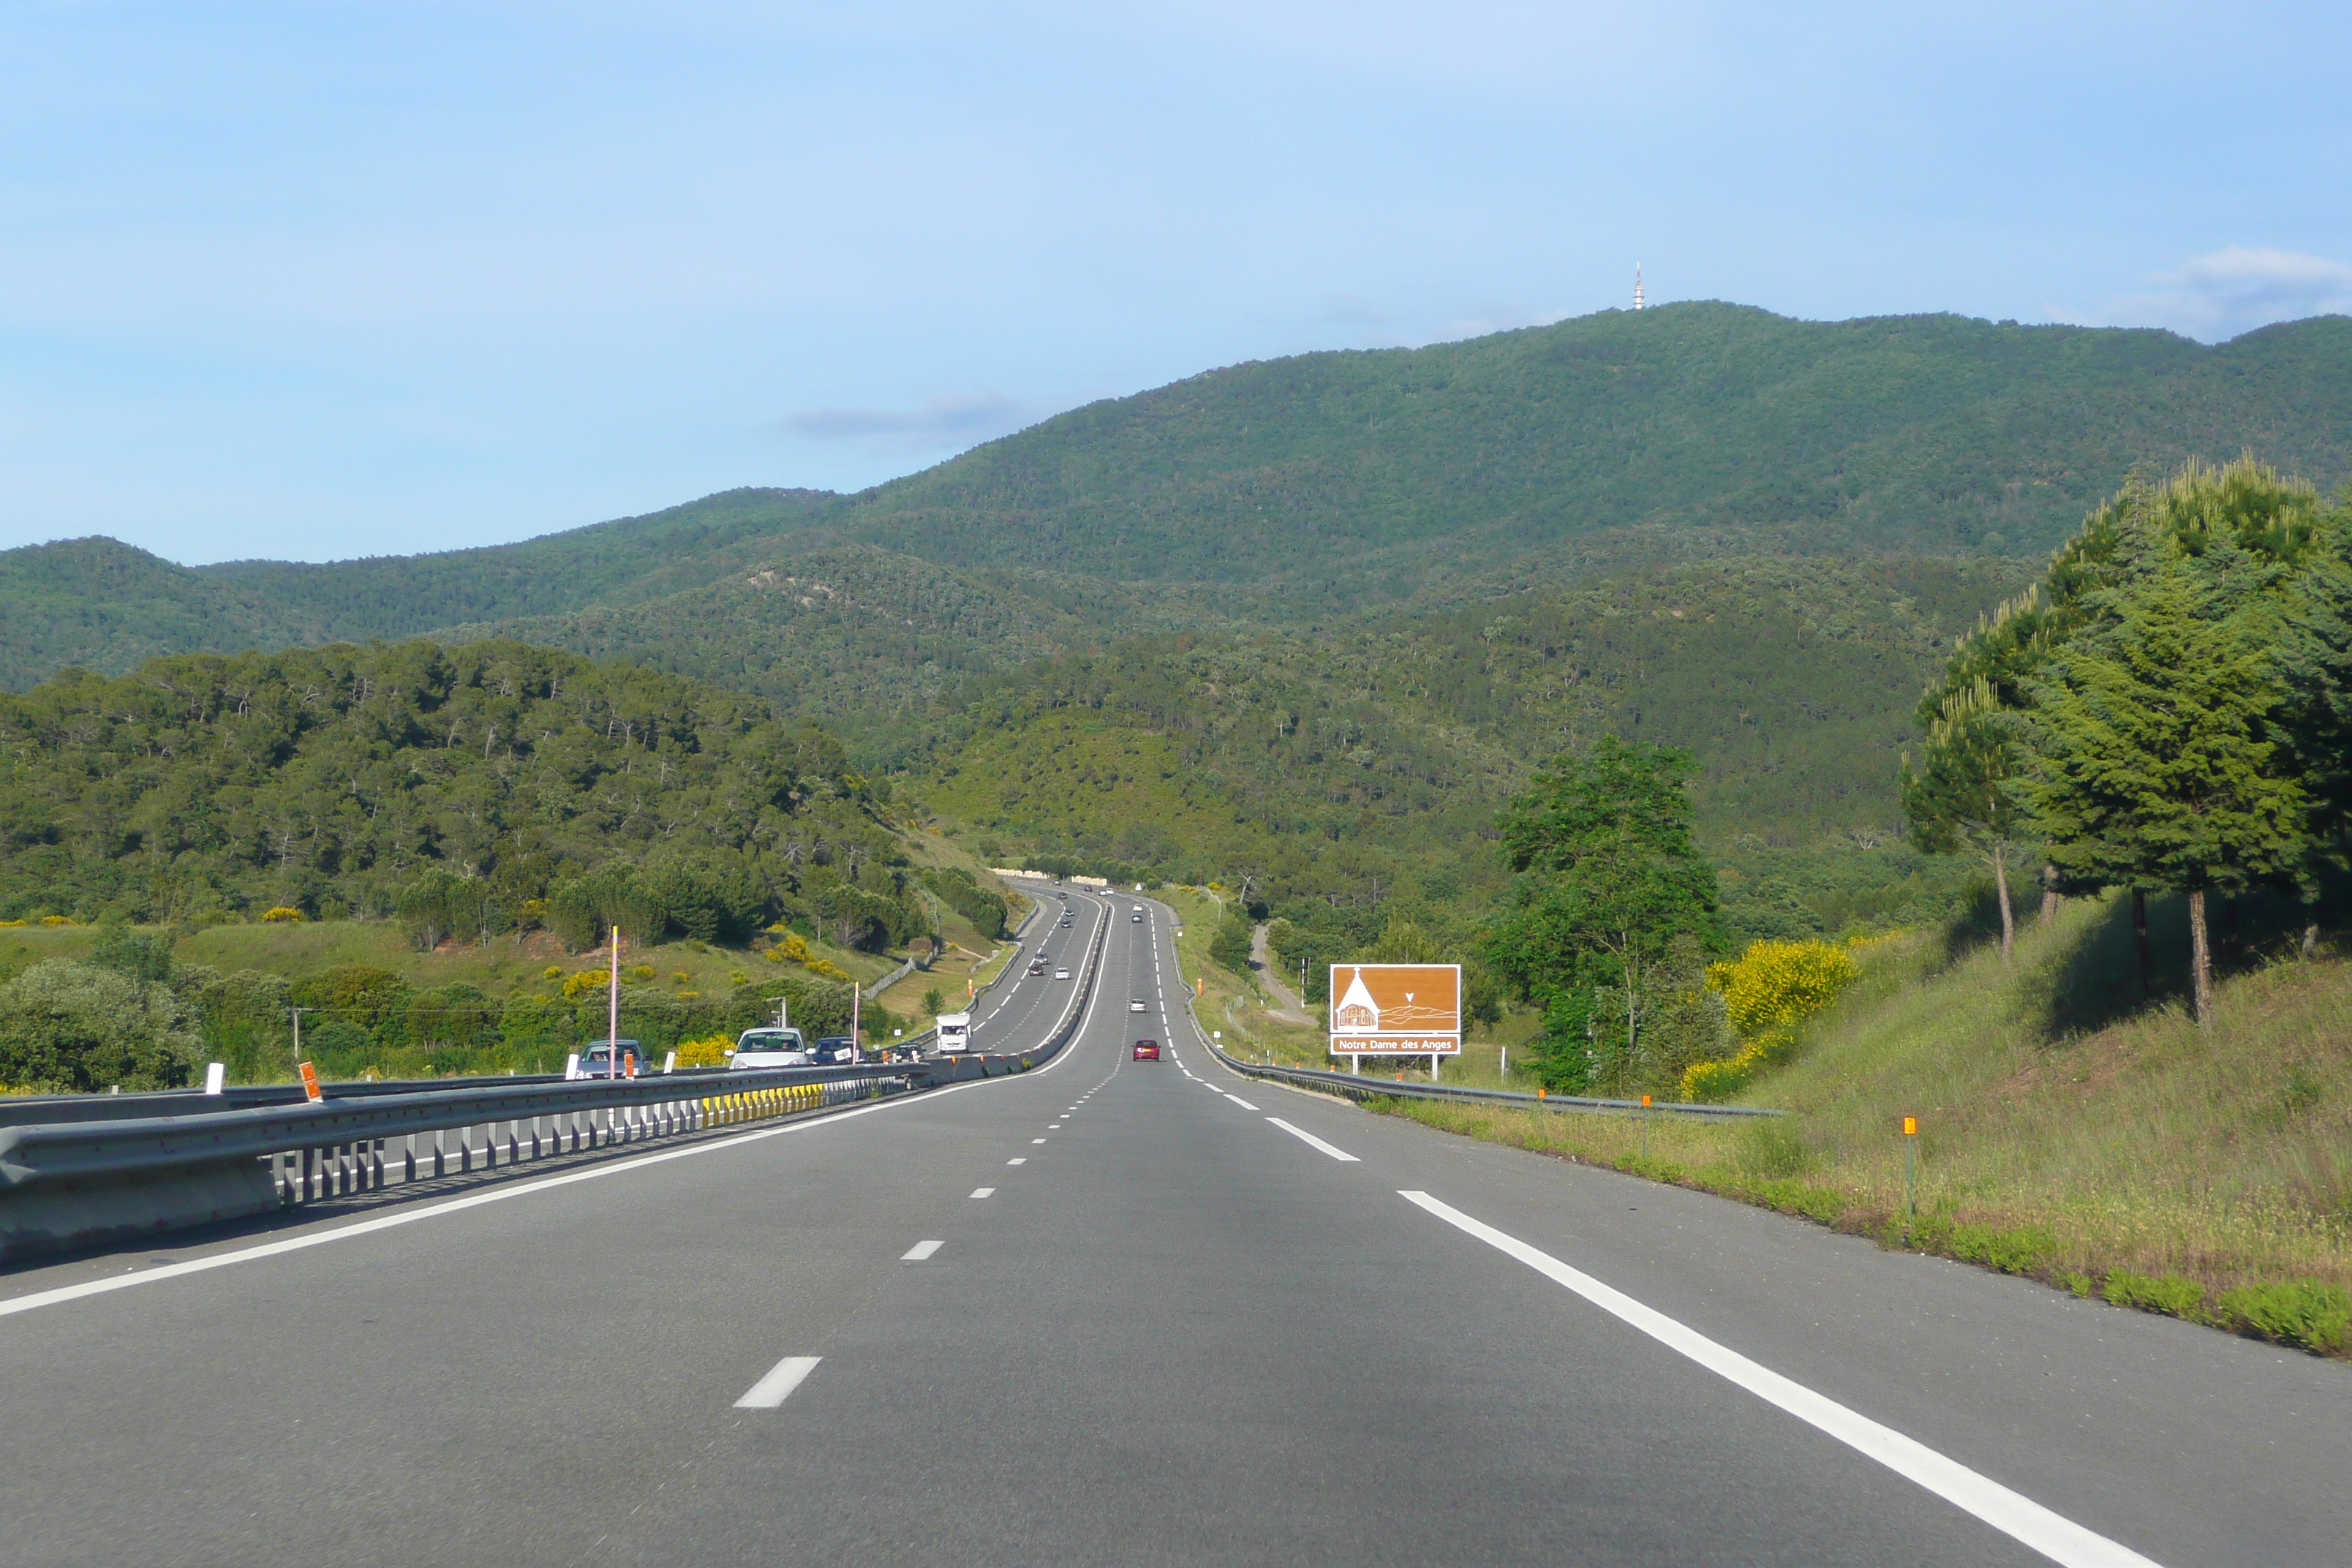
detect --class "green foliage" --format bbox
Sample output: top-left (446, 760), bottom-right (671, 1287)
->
top-left (1906, 459), bottom-right (2352, 1017)
top-left (2215, 1281), bottom-right (2352, 1353)
top-left (1207, 912), bottom-right (1253, 974)
top-left (0, 958), bottom-right (203, 1091)
top-left (919, 865), bottom-right (1011, 940)
top-left (2024, 533), bottom-right (2308, 902)
top-left (2103, 1269), bottom-right (2209, 1320)
top-left (88, 925), bottom-right (176, 984)
top-left (1484, 739), bottom-right (1725, 1092)
top-left (0, 638), bottom-right (905, 949)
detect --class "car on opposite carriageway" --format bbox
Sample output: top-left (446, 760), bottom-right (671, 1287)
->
top-left (728, 1028), bottom-right (810, 1068)
top-left (807, 1035), bottom-right (857, 1066)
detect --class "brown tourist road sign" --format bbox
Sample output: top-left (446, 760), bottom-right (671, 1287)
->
top-left (1328, 963), bottom-right (1462, 1056)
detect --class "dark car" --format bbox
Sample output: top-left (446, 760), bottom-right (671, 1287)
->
top-left (1028, 960), bottom-right (1047, 976)
top-left (1132, 1039), bottom-right (1160, 1060)
top-left (573, 1039), bottom-right (648, 1078)
top-left (808, 1036), bottom-right (857, 1065)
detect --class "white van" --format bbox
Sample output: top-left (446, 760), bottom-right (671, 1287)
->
top-left (935, 1011), bottom-right (973, 1054)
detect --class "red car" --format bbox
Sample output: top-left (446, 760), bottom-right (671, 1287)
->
top-left (1132, 1039), bottom-right (1161, 1060)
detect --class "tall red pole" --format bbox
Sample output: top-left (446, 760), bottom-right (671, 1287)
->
top-left (608, 924), bottom-right (621, 1079)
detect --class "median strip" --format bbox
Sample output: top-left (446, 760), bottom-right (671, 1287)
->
top-left (1397, 1190), bottom-right (2161, 1568)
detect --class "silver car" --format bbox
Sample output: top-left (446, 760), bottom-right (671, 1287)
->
top-left (728, 1027), bottom-right (810, 1068)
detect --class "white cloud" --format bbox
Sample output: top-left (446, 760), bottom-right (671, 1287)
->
top-left (781, 393), bottom-right (1033, 456)
top-left (2071, 246), bottom-right (2352, 342)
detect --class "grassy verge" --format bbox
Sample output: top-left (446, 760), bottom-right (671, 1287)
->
top-left (1332, 892), bottom-right (2352, 1357)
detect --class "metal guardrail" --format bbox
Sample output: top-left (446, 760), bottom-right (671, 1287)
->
top-left (1196, 1052), bottom-right (1786, 1120)
top-left (0, 894), bottom-right (1112, 1267)
top-left (0, 1063), bottom-right (916, 1265)
top-left (0, 1070), bottom-right (574, 1129)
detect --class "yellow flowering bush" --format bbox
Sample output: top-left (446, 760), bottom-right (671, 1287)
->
top-left (762, 928), bottom-right (854, 981)
top-left (675, 1033), bottom-right (733, 1068)
top-left (40, 915), bottom-right (77, 927)
top-left (1681, 938), bottom-right (1860, 1101)
top-left (561, 970), bottom-right (610, 999)
top-left (260, 905), bottom-right (306, 924)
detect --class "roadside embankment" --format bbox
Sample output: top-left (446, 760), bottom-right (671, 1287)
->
top-left (1373, 892), bottom-right (2352, 1356)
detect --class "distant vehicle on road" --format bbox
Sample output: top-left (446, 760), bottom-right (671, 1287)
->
top-left (1054, 968), bottom-right (1069, 980)
top-left (1056, 891), bottom-right (1068, 901)
top-left (1028, 960), bottom-right (1047, 976)
top-left (1128, 999), bottom-right (1146, 1013)
top-left (1131, 908), bottom-right (1143, 921)
top-left (807, 1036), bottom-right (856, 1065)
top-left (935, 1011), bottom-right (973, 1053)
top-left (1132, 1039), bottom-right (1160, 1060)
top-left (728, 1028), bottom-right (808, 1068)
top-left (572, 1039), bottom-right (647, 1078)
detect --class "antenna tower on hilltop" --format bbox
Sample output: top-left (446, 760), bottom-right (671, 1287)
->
top-left (1633, 264), bottom-right (1646, 312)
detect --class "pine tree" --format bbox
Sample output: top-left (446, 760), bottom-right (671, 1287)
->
top-left (2023, 535), bottom-right (2307, 1023)
top-left (1902, 676), bottom-right (2029, 960)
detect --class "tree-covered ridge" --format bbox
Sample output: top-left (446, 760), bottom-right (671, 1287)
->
top-left (844, 306), bottom-right (2352, 587)
top-left (0, 537), bottom-right (334, 691)
top-left (0, 639), bottom-right (921, 948)
top-left (432, 543), bottom-right (1096, 766)
top-left (8, 306), bottom-right (2351, 692)
top-left (198, 486), bottom-right (843, 641)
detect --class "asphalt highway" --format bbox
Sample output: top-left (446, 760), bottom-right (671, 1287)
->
top-left (1, 890), bottom-right (2345, 1566)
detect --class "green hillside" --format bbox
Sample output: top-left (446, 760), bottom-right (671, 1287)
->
top-left (9, 305), bottom-right (2348, 688)
top-left (0, 537), bottom-right (331, 691)
top-left (839, 305), bottom-right (2352, 592)
top-left (198, 486), bottom-right (843, 640)
top-left (0, 638), bottom-right (917, 943)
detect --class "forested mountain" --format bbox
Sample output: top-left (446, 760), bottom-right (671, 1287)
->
top-left (5, 303), bottom-right (2344, 949)
top-left (8, 304), bottom-right (2348, 688)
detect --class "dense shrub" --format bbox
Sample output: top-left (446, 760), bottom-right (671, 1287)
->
top-left (0, 959), bottom-right (203, 1091)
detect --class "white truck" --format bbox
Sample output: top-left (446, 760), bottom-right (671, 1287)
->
top-left (935, 1011), bottom-right (973, 1054)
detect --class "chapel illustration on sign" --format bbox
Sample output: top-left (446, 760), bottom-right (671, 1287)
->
top-left (1327, 964), bottom-right (1462, 1055)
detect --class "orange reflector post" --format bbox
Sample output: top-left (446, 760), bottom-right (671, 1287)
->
top-left (1903, 1116), bottom-right (1918, 1137)
top-left (298, 1061), bottom-right (322, 1103)
top-left (1641, 1094), bottom-right (1651, 1107)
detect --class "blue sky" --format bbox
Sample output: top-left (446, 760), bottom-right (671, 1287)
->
top-left (6, 1), bottom-right (2350, 564)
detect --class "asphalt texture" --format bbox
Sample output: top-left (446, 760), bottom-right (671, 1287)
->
top-left (1, 888), bottom-right (2345, 1566)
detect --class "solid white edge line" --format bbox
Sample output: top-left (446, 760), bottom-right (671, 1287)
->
top-left (1264, 1117), bottom-right (1360, 1162)
top-left (1395, 1190), bottom-right (2162, 1568)
top-left (734, 1354), bottom-right (821, 1409)
top-left (902, 1239), bottom-right (943, 1261)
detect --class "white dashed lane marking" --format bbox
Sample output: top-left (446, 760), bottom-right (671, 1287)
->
top-left (902, 1239), bottom-right (944, 1261)
top-left (734, 1355), bottom-right (821, 1410)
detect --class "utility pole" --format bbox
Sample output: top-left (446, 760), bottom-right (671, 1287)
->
top-left (289, 1006), bottom-right (311, 1078)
